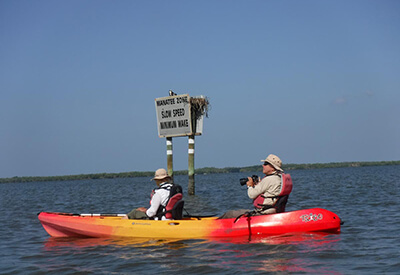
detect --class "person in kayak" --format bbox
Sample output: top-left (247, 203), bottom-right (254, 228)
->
top-left (126, 168), bottom-right (174, 220)
top-left (219, 154), bottom-right (285, 219)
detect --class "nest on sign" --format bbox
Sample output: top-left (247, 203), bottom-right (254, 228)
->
top-left (190, 96), bottom-right (210, 120)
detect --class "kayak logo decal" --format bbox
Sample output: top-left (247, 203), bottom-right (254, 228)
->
top-left (131, 222), bottom-right (151, 226)
top-left (300, 213), bottom-right (323, 222)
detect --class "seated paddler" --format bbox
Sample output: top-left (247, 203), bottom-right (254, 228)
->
top-left (126, 168), bottom-right (178, 220)
top-left (219, 154), bottom-right (289, 219)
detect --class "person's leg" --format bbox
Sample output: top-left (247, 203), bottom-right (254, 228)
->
top-left (218, 209), bottom-right (249, 219)
top-left (259, 208), bottom-right (276, 215)
top-left (127, 209), bottom-right (149, 219)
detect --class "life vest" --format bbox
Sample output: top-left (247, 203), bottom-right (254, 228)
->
top-left (150, 183), bottom-right (171, 202)
top-left (151, 183), bottom-right (184, 220)
top-left (253, 173), bottom-right (293, 213)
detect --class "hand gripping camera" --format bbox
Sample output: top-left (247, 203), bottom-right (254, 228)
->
top-left (239, 175), bottom-right (259, 186)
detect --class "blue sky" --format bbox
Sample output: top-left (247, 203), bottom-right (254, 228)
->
top-left (1, 1), bottom-right (399, 178)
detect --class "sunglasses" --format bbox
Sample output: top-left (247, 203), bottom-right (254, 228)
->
top-left (263, 162), bottom-right (272, 166)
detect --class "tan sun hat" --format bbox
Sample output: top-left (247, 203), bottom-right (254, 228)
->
top-left (151, 168), bottom-right (171, 181)
top-left (261, 154), bottom-right (283, 172)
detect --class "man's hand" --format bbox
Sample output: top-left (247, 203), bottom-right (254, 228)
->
top-left (137, 207), bottom-right (147, 212)
top-left (246, 177), bottom-right (255, 187)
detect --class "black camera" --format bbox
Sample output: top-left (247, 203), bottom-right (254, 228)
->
top-left (240, 175), bottom-right (259, 186)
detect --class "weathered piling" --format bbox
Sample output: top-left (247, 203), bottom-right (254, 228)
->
top-left (188, 135), bottom-right (195, 195)
top-left (166, 137), bottom-right (173, 179)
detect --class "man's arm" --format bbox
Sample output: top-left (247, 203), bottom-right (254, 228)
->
top-left (146, 192), bottom-right (162, 217)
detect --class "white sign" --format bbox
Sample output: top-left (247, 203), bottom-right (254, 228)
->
top-left (155, 94), bottom-right (192, 137)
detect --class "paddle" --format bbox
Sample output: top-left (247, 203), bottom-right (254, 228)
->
top-left (79, 213), bottom-right (127, 217)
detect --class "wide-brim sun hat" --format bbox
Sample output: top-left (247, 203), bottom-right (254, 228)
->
top-left (151, 168), bottom-right (171, 180)
top-left (261, 154), bottom-right (284, 172)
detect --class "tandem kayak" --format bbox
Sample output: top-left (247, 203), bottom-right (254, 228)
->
top-left (38, 208), bottom-right (341, 239)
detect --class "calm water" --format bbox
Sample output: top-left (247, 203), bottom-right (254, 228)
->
top-left (1, 166), bottom-right (399, 274)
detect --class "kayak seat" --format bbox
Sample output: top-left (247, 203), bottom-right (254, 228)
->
top-left (170, 199), bottom-right (185, 220)
top-left (274, 195), bottom-right (289, 213)
top-left (274, 174), bottom-right (293, 213)
top-left (164, 193), bottom-right (185, 220)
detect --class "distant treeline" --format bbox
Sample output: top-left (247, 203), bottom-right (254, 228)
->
top-left (1, 160), bottom-right (399, 184)
top-left (196, 160), bottom-right (400, 174)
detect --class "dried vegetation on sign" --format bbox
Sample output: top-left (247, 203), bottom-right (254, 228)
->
top-left (190, 97), bottom-right (210, 120)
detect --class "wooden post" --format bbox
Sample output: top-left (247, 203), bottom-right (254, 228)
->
top-left (166, 137), bottom-right (173, 179)
top-left (188, 135), bottom-right (195, 195)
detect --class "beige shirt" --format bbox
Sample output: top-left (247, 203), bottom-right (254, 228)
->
top-left (247, 174), bottom-right (282, 206)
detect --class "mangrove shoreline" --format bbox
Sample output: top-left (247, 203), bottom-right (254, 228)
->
top-left (1, 160), bottom-right (399, 184)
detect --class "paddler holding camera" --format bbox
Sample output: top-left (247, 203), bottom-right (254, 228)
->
top-left (218, 154), bottom-right (284, 219)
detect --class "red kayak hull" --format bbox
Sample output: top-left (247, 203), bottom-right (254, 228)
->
top-left (38, 208), bottom-right (341, 239)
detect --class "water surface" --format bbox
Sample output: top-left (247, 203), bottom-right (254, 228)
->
top-left (0, 166), bottom-right (399, 274)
